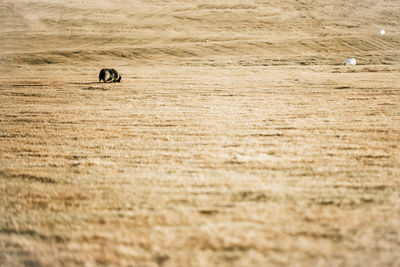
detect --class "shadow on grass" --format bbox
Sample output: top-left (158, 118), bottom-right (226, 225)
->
top-left (70, 82), bottom-right (100, 85)
top-left (0, 170), bottom-right (57, 184)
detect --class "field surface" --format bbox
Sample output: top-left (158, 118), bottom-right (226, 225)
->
top-left (1, 0), bottom-right (400, 266)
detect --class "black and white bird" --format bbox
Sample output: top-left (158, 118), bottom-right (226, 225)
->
top-left (99, 68), bottom-right (122, 83)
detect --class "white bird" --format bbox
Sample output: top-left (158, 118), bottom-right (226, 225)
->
top-left (344, 58), bottom-right (356, 66)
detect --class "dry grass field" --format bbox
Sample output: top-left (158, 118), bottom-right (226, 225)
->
top-left (1, 0), bottom-right (400, 266)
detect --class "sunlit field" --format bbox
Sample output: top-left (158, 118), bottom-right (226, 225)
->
top-left (1, 0), bottom-right (399, 266)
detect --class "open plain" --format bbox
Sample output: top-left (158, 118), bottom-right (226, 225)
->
top-left (1, 0), bottom-right (400, 266)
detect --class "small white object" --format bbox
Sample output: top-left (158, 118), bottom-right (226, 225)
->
top-left (380, 29), bottom-right (385, 35)
top-left (344, 58), bottom-right (356, 66)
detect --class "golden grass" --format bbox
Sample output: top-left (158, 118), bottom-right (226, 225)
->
top-left (1, 0), bottom-right (400, 266)
top-left (1, 65), bottom-right (399, 266)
